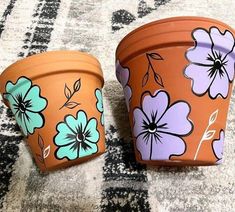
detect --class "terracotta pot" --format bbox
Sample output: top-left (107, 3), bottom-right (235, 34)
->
top-left (116, 17), bottom-right (235, 166)
top-left (0, 51), bottom-right (105, 171)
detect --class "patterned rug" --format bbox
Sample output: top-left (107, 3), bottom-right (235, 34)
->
top-left (0, 0), bottom-right (234, 211)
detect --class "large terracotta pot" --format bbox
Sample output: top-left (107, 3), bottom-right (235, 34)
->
top-left (0, 51), bottom-right (105, 171)
top-left (116, 17), bottom-right (235, 166)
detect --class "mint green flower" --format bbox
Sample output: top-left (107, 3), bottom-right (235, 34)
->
top-left (3, 77), bottom-right (47, 136)
top-left (95, 89), bottom-right (104, 125)
top-left (54, 110), bottom-right (99, 160)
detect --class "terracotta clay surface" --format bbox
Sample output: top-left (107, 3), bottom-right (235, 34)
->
top-left (116, 17), bottom-right (235, 166)
top-left (0, 51), bottom-right (105, 171)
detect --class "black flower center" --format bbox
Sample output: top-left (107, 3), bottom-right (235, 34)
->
top-left (214, 59), bottom-right (222, 70)
top-left (207, 50), bottom-right (228, 78)
top-left (148, 123), bottom-right (157, 133)
top-left (19, 102), bottom-right (26, 113)
top-left (76, 133), bottom-right (85, 142)
top-left (208, 58), bottom-right (225, 78)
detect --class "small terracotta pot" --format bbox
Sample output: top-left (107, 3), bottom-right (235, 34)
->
top-left (0, 51), bottom-right (105, 171)
top-left (116, 17), bottom-right (235, 166)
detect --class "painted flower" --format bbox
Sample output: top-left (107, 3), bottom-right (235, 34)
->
top-left (3, 77), bottom-right (47, 136)
top-left (54, 110), bottom-right (99, 160)
top-left (133, 90), bottom-right (193, 160)
top-left (95, 89), bottom-right (104, 125)
top-left (116, 60), bottom-right (132, 111)
top-left (185, 27), bottom-right (235, 99)
top-left (212, 130), bottom-right (224, 164)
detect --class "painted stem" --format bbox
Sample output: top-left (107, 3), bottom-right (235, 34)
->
top-left (41, 147), bottom-right (45, 166)
top-left (146, 54), bottom-right (155, 74)
top-left (39, 142), bottom-right (46, 168)
top-left (59, 91), bottom-right (76, 110)
top-left (147, 62), bottom-right (150, 74)
top-left (194, 125), bottom-right (210, 160)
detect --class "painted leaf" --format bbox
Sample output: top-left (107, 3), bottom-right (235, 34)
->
top-left (74, 79), bottom-right (81, 92)
top-left (153, 72), bottom-right (164, 87)
top-left (43, 145), bottom-right (50, 159)
top-left (209, 109), bottom-right (219, 126)
top-left (142, 72), bottom-right (149, 87)
top-left (65, 101), bottom-right (80, 109)
top-left (203, 130), bottom-right (216, 141)
top-left (38, 134), bottom-right (44, 149)
top-left (64, 84), bottom-right (72, 99)
top-left (148, 53), bottom-right (163, 60)
top-left (36, 154), bottom-right (44, 163)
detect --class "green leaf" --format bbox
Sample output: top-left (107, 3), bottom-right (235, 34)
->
top-left (153, 72), bottom-right (164, 87)
top-left (36, 154), bottom-right (44, 163)
top-left (73, 79), bottom-right (81, 92)
top-left (64, 84), bottom-right (72, 99)
top-left (65, 101), bottom-right (80, 109)
top-left (148, 53), bottom-right (163, 60)
top-left (203, 130), bottom-right (216, 141)
top-left (43, 145), bottom-right (50, 159)
top-left (38, 134), bottom-right (44, 149)
top-left (142, 72), bottom-right (149, 87)
top-left (209, 109), bottom-right (219, 126)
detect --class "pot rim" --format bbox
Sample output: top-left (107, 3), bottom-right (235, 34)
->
top-left (116, 16), bottom-right (235, 62)
top-left (0, 50), bottom-right (104, 92)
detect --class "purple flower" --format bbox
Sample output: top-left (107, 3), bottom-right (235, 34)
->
top-left (185, 27), bottom-right (235, 99)
top-left (212, 130), bottom-right (224, 164)
top-left (133, 90), bottom-right (193, 160)
top-left (116, 60), bottom-right (132, 111)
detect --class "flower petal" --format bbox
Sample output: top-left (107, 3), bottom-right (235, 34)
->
top-left (133, 108), bottom-right (149, 137)
top-left (116, 60), bottom-right (129, 87)
top-left (54, 122), bottom-right (76, 146)
top-left (212, 130), bottom-right (224, 162)
top-left (14, 111), bottom-right (28, 136)
top-left (24, 111), bottom-right (44, 134)
top-left (185, 63), bottom-right (214, 95)
top-left (124, 85), bottom-right (132, 112)
top-left (65, 111), bottom-right (87, 134)
top-left (84, 118), bottom-right (99, 143)
top-left (210, 27), bottom-right (235, 58)
top-left (79, 141), bottom-right (98, 158)
top-left (24, 86), bottom-right (47, 112)
top-left (56, 142), bottom-right (78, 160)
top-left (136, 132), bottom-right (152, 160)
top-left (223, 53), bottom-right (235, 82)
top-left (216, 159), bottom-right (222, 164)
top-left (151, 132), bottom-right (186, 160)
top-left (157, 102), bottom-right (192, 136)
top-left (101, 113), bottom-right (104, 126)
top-left (209, 71), bottom-right (229, 98)
top-left (5, 77), bottom-right (32, 100)
top-left (187, 28), bottom-right (213, 65)
top-left (95, 89), bottom-right (103, 113)
top-left (142, 90), bottom-right (169, 123)
top-left (3, 93), bottom-right (19, 115)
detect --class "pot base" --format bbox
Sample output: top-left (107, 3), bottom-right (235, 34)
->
top-left (136, 159), bottom-right (219, 167)
top-left (38, 150), bottom-right (105, 172)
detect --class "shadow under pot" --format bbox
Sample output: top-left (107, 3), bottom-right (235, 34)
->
top-left (0, 50), bottom-right (106, 172)
top-left (116, 16), bottom-right (235, 166)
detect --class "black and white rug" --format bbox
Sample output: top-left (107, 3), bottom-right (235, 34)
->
top-left (0, 0), bottom-right (234, 211)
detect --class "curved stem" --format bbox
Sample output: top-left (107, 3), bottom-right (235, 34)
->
top-left (146, 54), bottom-right (156, 74)
top-left (194, 124), bottom-right (210, 160)
top-left (59, 91), bottom-right (76, 110)
top-left (40, 145), bottom-right (47, 168)
top-left (147, 62), bottom-right (150, 74)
